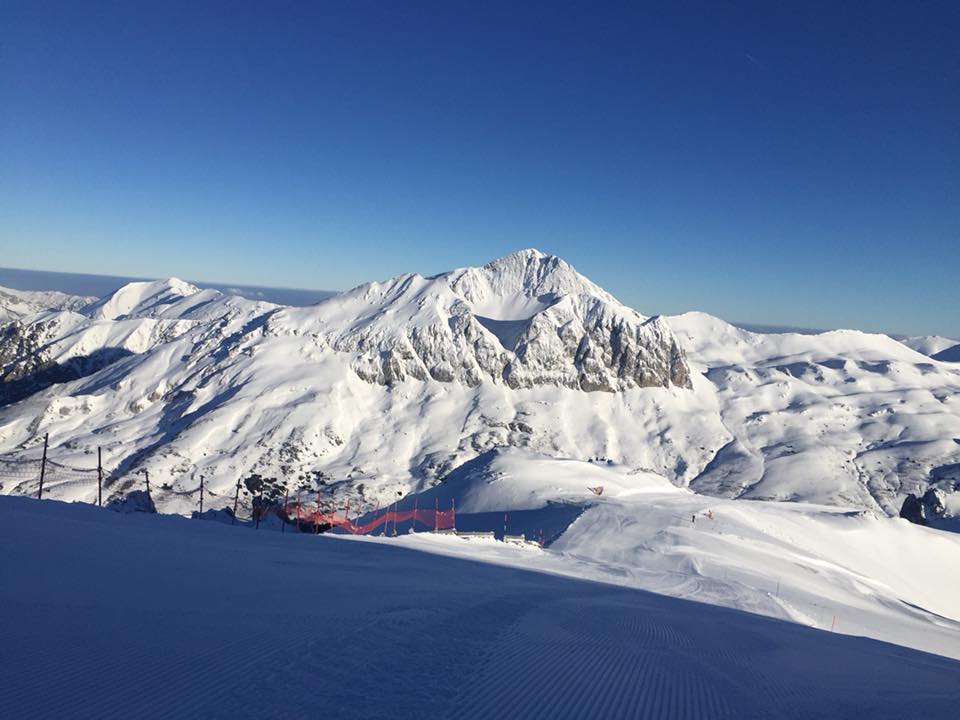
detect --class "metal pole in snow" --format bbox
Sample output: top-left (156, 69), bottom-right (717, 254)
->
top-left (233, 480), bottom-right (241, 525)
top-left (38, 433), bottom-right (49, 500)
top-left (97, 447), bottom-right (103, 507)
top-left (199, 476), bottom-right (204, 516)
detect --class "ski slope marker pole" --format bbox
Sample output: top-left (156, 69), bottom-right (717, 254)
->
top-left (97, 447), bottom-right (103, 507)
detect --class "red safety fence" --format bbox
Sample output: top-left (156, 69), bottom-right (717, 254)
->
top-left (262, 500), bottom-right (456, 535)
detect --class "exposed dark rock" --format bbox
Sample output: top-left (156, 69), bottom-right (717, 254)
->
top-left (921, 488), bottom-right (946, 519)
top-left (899, 494), bottom-right (926, 525)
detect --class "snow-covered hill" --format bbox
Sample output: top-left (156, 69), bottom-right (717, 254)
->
top-left (0, 250), bottom-right (958, 522)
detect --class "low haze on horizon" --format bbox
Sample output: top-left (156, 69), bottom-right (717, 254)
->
top-left (2, 2), bottom-right (958, 336)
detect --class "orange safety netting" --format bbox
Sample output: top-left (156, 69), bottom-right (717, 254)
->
top-left (265, 502), bottom-right (455, 534)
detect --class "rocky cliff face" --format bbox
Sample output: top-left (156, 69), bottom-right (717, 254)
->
top-left (271, 249), bottom-right (692, 392)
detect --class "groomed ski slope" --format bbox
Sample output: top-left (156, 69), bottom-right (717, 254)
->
top-left (1, 497), bottom-right (957, 720)
top-left (374, 448), bottom-right (960, 660)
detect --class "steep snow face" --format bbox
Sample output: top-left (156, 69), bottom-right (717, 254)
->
top-left (669, 312), bottom-right (960, 512)
top-left (270, 249), bottom-right (691, 391)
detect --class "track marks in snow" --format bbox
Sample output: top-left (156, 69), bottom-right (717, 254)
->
top-left (456, 597), bottom-right (737, 720)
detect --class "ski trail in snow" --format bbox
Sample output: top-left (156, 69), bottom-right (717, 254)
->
top-left (0, 497), bottom-right (958, 719)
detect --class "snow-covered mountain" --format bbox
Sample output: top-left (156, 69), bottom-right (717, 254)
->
top-left (899, 334), bottom-right (959, 358)
top-left (1, 250), bottom-right (958, 521)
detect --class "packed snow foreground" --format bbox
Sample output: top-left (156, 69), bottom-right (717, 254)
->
top-left (1, 496), bottom-right (958, 720)
top-left (1, 249), bottom-right (959, 666)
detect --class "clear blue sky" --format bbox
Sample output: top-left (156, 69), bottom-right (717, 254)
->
top-left (1, 1), bottom-right (958, 336)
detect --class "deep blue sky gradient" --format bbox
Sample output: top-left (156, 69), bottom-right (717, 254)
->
top-left (1, 1), bottom-right (958, 335)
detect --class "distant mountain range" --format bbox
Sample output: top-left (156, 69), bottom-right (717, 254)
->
top-left (0, 266), bottom-right (336, 308)
top-left (0, 250), bottom-right (958, 521)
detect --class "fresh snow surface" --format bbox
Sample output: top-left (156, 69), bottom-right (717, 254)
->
top-left (1, 496), bottom-right (958, 720)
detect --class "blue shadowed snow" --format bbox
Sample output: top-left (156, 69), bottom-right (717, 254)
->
top-left (0, 496), bottom-right (958, 719)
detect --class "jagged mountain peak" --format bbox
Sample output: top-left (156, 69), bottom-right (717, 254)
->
top-left (272, 250), bottom-right (689, 391)
top-left (450, 249), bottom-right (617, 320)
